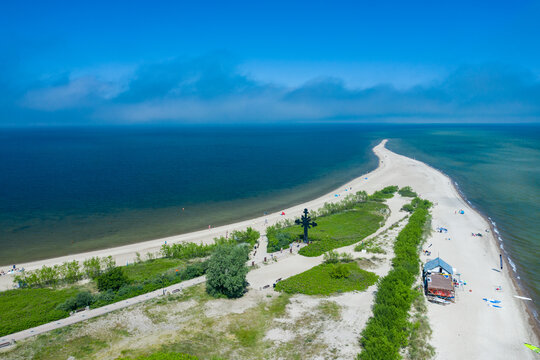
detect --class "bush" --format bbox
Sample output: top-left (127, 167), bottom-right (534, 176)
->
top-left (97, 267), bottom-right (130, 292)
top-left (206, 244), bottom-right (249, 298)
top-left (368, 186), bottom-right (399, 202)
top-left (266, 227), bottom-right (298, 253)
top-left (57, 291), bottom-right (95, 312)
top-left (401, 204), bottom-right (415, 213)
top-left (323, 250), bottom-right (340, 264)
top-left (329, 263), bottom-right (351, 279)
top-left (398, 186), bottom-right (417, 198)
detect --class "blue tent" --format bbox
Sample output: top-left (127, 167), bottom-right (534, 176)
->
top-left (424, 257), bottom-right (453, 275)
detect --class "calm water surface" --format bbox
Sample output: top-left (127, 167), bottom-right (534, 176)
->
top-left (1, 124), bottom-right (538, 314)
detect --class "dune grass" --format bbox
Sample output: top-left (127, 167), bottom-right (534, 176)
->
top-left (275, 262), bottom-right (378, 295)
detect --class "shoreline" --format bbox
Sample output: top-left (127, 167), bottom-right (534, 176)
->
top-left (1, 139), bottom-right (538, 357)
top-left (0, 145), bottom-right (387, 286)
top-left (411, 155), bottom-right (540, 340)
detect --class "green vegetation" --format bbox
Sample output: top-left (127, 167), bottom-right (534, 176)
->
top-left (13, 256), bottom-right (116, 288)
top-left (123, 258), bottom-right (186, 282)
top-left (358, 198), bottom-right (432, 360)
top-left (275, 262), bottom-right (378, 295)
top-left (206, 244), bottom-right (249, 298)
top-left (398, 186), bottom-right (417, 198)
top-left (401, 197), bottom-right (431, 214)
top-left (57, 291), bottom-right (95, 312)
top-left (267, 189), bottom-right (392, 256)
top-left (0, 287), bottom-right (79, 337)
top-left (323, 250), bottom-right (353, 264)
top-left (229, 227), bottom-right (260, 246)
top-left (97, 267), bottom-right (130, 292)
top-left (312, 191), bottom-right (368, 217)
top-left (299, 202), bottom-right (387, 256)
top-left (161, 227), bottom-right (259, 259)
top-left (368, 186), bottom-right (399, 202)
top-left (117, 352), bottom-right (199, 360)
top-left (1, 259), bottom-right (209, 338)
top-left (266, 191), bottom-right (369, 252)
top-left (1, 227), bottom-right (261, 338)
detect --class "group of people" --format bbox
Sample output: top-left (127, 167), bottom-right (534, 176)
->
top-left (0, 265), bottom-right (23, 276)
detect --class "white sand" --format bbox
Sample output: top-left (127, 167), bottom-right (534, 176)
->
top-left (1, 140), bottom-right (537, 359)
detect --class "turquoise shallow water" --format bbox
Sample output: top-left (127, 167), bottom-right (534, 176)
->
top-left (0, 124), bottom-right (538, 316)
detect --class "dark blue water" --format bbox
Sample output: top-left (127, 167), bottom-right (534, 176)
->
top-left (1, 124), bottom-right (538, 313)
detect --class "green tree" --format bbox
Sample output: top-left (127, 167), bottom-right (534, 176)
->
top-left (206, 244), bottom-right (249, 298)
top-left (97, 267), bottom-right (129, 292)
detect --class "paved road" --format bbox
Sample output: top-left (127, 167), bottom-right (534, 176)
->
top-left (0, 276), bottom-right (205, 345)
top-left (0, 244), bottom-right (306, 346)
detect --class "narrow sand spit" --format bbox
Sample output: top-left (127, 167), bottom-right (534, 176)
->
top-left (1, 140), bottom-right (537, 359)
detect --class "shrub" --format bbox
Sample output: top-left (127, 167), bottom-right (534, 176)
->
top-left (329, 263), bottom-right (351, 279)
top-left (57, 291), bottom-right (95, 312)
top-left (398, 186), bottom-right (417, 198)
top-left (323, 250), bottom-right (340, 264)
top-left (97, 267), bottom-right (129, 292)
top-left (401, 204), bottom-right (415, 213)
top-left (206, 244), bottom-right (249, 298)
top-left (368, 186), bottom-right (399, 202)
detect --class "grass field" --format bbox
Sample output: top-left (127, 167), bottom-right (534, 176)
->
top-left (274, 262), bottom-right (378, 295)
top-left (0, 287), bottom-right (80, 337)
top-left (280, 202), bottom-right (388, 256)
top-left (123, 258), bottom-right (187, 282)
top-left (0, 258), bottom-right (191, 338)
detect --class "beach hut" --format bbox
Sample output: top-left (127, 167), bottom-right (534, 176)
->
top-left (423, 257), bottom-right (455, 302)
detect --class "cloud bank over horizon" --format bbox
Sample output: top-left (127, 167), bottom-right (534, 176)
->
top-left (4, 54), bottom-right (540, 126)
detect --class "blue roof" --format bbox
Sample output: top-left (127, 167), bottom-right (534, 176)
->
top-left (424, 257), bottom-right (453, 275)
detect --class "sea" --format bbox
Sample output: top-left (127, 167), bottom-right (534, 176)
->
top-left (1, 124), bottom-right (538, 316)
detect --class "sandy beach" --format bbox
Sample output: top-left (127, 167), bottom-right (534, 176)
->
top-left (1, 140), bottom-right (537, 359)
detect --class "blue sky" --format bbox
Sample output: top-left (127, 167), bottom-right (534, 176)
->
top-left (1, 0), bottom-right (539, 125)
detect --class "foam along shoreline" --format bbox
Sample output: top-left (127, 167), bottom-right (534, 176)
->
top-left (1, 140), bottom-right (538, 358)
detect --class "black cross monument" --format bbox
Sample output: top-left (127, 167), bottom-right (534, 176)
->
top-left (295, 208), bottom-right (317, 243)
